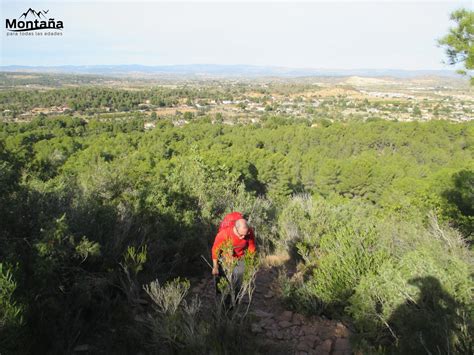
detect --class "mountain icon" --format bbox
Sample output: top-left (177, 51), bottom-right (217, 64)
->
top-left (19, 8), bottom-right (49, 19)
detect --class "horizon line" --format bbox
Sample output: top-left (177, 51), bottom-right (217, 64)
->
top-left (0, 63), bottom-right (459, 72)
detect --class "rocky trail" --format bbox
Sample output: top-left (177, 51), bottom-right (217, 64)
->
top-left (188, 255), bottom-right (354, 355)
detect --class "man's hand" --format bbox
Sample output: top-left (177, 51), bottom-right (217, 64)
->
top-left (212, 259), bottom-right (219, 276)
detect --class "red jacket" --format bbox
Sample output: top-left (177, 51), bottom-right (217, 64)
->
top-left (211, 226), bottom-right (256, 260)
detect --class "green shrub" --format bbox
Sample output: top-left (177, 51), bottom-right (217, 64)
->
top-left (141, 277), bottom-right (206, 352)
top-left (0, 263), bottom-right (23, 351)
top-left (0, 263), bottom-right (23, 330)
top-left (277, 193), bottom-right (328, 253)
top-left (347, 244), bottom-right (473, 354)
top-left (277, 267), bottom-right (324, 315)
top-left (306, 224), bottom-right (389, 310)
top-left (277, 194), bottom-right (473, 353)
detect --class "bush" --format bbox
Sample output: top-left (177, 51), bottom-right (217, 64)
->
top-left (0, 263), bottom-right (23, 330)
top-left (347, 222), bottom-right (473, 354)
top-left (0, 263), bottom-right (23, 351)
top-left (277, 193), bottom-right (343, 261)
top-left (276, 194), bottom-right (473, 353)
top-left (306, 224), bottom-right (388, 311)
top-left (214, 240), bottom-right (260, 320)
top-left (277, 267), bottom-right (324, 315)
top-left (141, 277), bottom-right (205, 352)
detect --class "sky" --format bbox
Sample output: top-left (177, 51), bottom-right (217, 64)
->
top-left (0, 0), bottom-right (471, 70)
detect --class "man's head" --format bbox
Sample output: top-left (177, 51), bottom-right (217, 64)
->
top-left (234, 219), bottom-right (249, 238)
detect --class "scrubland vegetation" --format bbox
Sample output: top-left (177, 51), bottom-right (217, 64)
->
top-left (0, 106), bottom-right (472, 354)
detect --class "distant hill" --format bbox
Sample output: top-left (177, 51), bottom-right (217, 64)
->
top-left (0, 64), bottom-right (461, 79)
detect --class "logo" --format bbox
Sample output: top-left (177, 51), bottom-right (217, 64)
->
top-left (5, 8), bottom-right (64, 36)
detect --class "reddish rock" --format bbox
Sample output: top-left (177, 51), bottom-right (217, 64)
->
top-left (296, 341), bottom-right (311, 352)
top-left (318, 326), bottom-right (336, 340)
top-left (289, 327), bottom-right (298, 335)
top-left (254, 309), bottom-right (273, 318)
top-left (334, 324), bottom-right (351, 338)
top-left (278, 310), bottom-right (293, 322)
top-left (301, 324), bottom-right (317, 336)
top-left (263, 321), bottom-right (278, 330)
top-left (314, 339), bottom-right (332, 354)
top-left (333, 338), bottom-right (351, 355)
top-left (283, 329), bottom-right (293, 340)
top-left (274, 330), bottom-right (284, 340)
top-left (292, 312), bottom-right (305, 325)
top-left (299, 334), bottom-right (319, 349)
top-left (278, 320), bottom-right (293, 328)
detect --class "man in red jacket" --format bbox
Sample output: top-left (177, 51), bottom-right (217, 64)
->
top-left (211, 217), bottom-right (256, 302)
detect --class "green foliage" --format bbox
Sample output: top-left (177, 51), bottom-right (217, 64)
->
top-left (277, 193), bottom-right (333, 256)
top-left (122, 245), bottom-right (147, 276)
top-left (347, 241), bottom-right (472, 354)
top-left (307, 224), bottom-right (389, 308)
top-left (167, 152), bottom-right (241, 222)
top-left (277, 194), bottom-right (473, 354)
top-left (438, 8), bottom-right (474, 85)
top-left (140, 275), bottom-right (259, 354)
top-left (441, 169), bottom-right (474, 241)
top-left (143, 277), bottom-right (191, 315)
top-left (0, 263), bottom-right (24, 353)
top-left (277, 267), bottom-right (324, 316)
top-left (0, 263), bottom-right (23, 330)
top-left (34, 214), bottom-right (102, 274)
top-left (75, 236), bottom-right (101, 261)
top-left (214, 239), bottom-right (260, 320)
top-left (141, 277), bottom-right (205, 352)
top-left (0, 115), bottom-right (472, 353)
top-left (183, 111), bottom-right (194, 120)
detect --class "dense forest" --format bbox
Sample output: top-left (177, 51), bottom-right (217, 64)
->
top-left (0, 114), bottom-right (473, 354)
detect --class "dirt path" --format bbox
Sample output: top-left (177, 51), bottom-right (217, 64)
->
top-left (189, 255), bottom-right (354, 355)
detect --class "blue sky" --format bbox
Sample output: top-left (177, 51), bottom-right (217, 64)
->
top-left (0, 0), bottom-right (471, 70)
